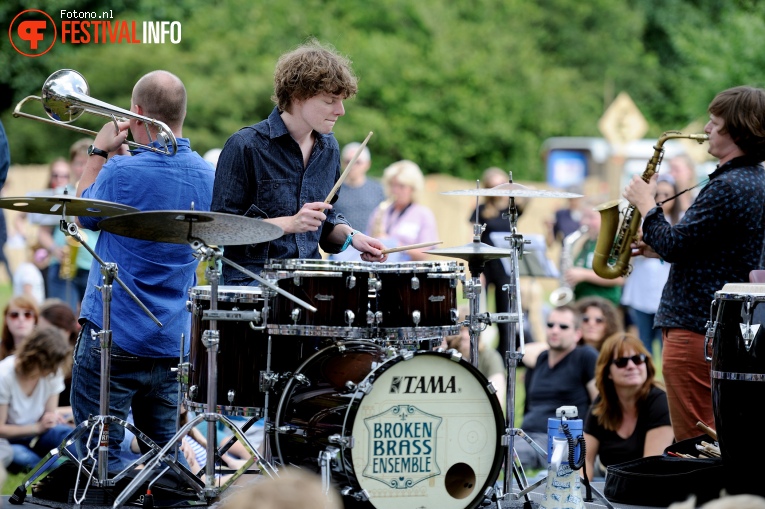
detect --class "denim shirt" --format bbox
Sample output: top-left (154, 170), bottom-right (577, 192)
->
top-left (643, 156), bottom-right (765, 334)
top-left (211, 107), bottom-right (349, 283)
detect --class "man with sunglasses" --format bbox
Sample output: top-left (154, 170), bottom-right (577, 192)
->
top-left (624, 86), bottom-right (765, 442)
top-left (514, 304), bottom-right (598, 470)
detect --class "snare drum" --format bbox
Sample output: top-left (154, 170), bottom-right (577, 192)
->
top-left (369, 261), bottom-right (463, 340)
top-left (272, 343), bottom-right (503, 509)
top-left (264, 259), bottom-right (373, 338)
top-left (710, 283), bottom-right (765, 496)
top-left (186, 286), bottom-right (316, 417)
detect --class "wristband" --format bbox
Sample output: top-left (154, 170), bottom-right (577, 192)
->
top-left (341, 230), bottom-right (360, 252)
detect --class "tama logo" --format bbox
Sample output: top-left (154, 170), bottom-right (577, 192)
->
top-left (390, 375), bottom-right (457, 394)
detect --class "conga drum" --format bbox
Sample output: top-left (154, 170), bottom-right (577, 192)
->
top-left (710, 283), bottom-right (765, 495)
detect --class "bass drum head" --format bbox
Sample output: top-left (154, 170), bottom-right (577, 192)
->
top-left (349, 351), bottom-right (503, 509)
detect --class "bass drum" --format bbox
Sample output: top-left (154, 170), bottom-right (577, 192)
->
top-left (272, 343), bottom-right (504, 509)
top-left (710, 283), bottom-right (765, 496)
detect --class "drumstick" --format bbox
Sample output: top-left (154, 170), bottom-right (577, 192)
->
top-left (324, 131), bottom-right (373, 204)
top-left (696, 421), bottom-right (718, 441)
top-left (381, 241), bottom-right (443, 255)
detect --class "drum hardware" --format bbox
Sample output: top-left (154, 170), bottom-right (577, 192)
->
top-left (440, 173), bottom-right (615, 508)
top-left (116, 242), bottom-right (281, 506)
top-left (2, 202), bottom-right (185, 504)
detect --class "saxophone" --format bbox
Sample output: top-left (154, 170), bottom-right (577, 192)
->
top-left (549, 226), bottom-right (588, 307)
top-left (59, 231), bottom-right (86, 280)
top-left (592, 131), bottom-right (708, 279)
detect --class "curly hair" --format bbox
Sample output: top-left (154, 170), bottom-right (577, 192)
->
top-left (1, 296), bottom-right (39, 360)
top-left (574, 296), bottom-right (623, 350)
top-left (590, 333), bottom-right (662, 432)
top-left (272, 39), bottom-right (358, 113)
top-left (14, 326), bottom-right (72, 378)
top-left (708, 86), bottom-right (765, 161)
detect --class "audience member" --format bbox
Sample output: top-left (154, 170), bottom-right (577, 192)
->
top-left (548, 186), bottom-right (584, 246)
top-left (574, 296), bottom-right (623, 351)
top-left (366, 160), bottom-right (439, 261)
top-left (621, 175), bottom-right (680, 355)
top-left (515, 304), bottom-right (598, 470)
top-left (220, 467), bottom-right (343, 509)
top-left (583, 333), bottom-right (673, 480)
top-left (330, 141), bottom-right (386, 260)
top-left (12, 258), bottom-right (45, 306)
top-left (38, 299), bottom-right (79, 420)
top-left (1, 296), bottom-right (39, 360)
top-left (0, 326), bottom-right (75, 471)
top-left (667, 154), bottom-right (698, 215)
top-left (564, 199), bottom-right (624, 308)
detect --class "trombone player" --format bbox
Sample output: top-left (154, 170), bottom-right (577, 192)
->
top-left (622, 86), bottom-right (765, 442)
top-left (71, 70), bottom-right (215, 469)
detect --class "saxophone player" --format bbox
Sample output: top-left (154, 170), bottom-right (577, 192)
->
top-left (623, 86), bottom-right (765, 442)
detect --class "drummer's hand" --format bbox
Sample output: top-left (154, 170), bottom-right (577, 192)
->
top-left (356, 234), bottom-right (388, 263)
top-left (286, 202), bottom-right (329, 234)
top-left (94, 120), bottom-right (130, 155)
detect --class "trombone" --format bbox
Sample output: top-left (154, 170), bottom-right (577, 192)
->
top-left (13, 69), bottom-right (177, 156)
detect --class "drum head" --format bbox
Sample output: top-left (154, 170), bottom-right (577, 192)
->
top-left (349, 351), bottom-right (503, 509)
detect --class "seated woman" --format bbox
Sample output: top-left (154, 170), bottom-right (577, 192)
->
top-left (1, 296), bottom-right (39, 360)
top-left (583, 333), bottom-right (674, 480)
top-left (0, 327), bottom-right (75, 471)
top-left (575, 296), bottom-right (623, 351)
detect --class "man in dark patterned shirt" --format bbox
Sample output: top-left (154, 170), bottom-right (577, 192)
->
top-left (623, 86), bottom-right (765, 441)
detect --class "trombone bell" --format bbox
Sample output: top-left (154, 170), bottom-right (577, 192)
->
top-left (13, 69), bottom-right (177, 156)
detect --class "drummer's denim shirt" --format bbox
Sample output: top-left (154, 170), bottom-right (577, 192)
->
top-left (211, 107), bottom-right (349, 284)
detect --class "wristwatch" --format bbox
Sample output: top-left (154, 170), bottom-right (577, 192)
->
top-left (87, 145), bottom-right (108, 159)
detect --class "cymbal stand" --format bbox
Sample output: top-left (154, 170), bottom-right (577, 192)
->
top-left (116, 242), bottom-right (283, 507)
top-left (10, 218), bottom-right (181, 505)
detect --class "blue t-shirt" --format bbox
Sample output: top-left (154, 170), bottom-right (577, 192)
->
top-left (79, 138), bottom-right (215, 358)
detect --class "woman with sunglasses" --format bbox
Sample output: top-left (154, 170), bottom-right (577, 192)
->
top-left (582, 333), bottom-right (673, 480)
top-left (1, 296), bottom-right (39, 360)
top-left (575, 296), bottom-right (623, 351)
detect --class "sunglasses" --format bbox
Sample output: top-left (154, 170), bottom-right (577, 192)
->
top-left (546, 322), bottom-right (571, 330)
top-left (8, 311), bottom-right (34, 320)
top-left (52, 173), bottom-right (70, 179)
top-left (583, 316), bottom-right (604, 324)
top-left (612, 354), bottom-right (647, 368)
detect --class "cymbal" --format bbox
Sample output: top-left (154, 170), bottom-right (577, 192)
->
top-left (442, 183), bottom-right (583, 199)
top-left (429, 241), bottom-right (514, 262)
top-left (98, 210), bottom-right (284, 246)
top-left (0, 195), bottom-right (138, 217)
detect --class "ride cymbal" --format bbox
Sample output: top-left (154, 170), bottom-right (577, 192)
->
top-left (0, 194), bottom-right (138, 217)
top-left (99, 210), bottom-right (283, 246)
top-left (442, 183), bottom-right (583, 199)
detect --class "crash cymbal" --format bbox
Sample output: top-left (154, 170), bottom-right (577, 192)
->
top-left (98, 210), bottom-right (283, 246)
top-left (442, 182), bottom-right (583, 199)
top-left (0, 195), bottom-right (138, 217)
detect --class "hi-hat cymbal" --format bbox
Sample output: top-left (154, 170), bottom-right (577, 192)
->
top-left (98, 210), bottom-right (283, 246)
top-left (0, 195), bottom-right (138, 217)
top-left (442, 183), bottom-right (583, 199)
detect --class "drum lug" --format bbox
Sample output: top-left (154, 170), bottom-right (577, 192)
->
top-left (358, 379), bottom-right (374, 394)
top-left (344, 380), bottom-right (357, 392)
top-left (201, 329), bottom-right (219, 348)
top-left (375, 311), bottom-right (383, 325)
top-left (227, 390), bottom-right (235, 404)
top-left (400, 350), bottom-right (415, 361)
top-left (411, 275), bottom-right (420, 290)
top-left (366, 310), bottom-right (375, 325)
top-left (189, 385), bottom-right (198, 400)
top-left (346, 274), bottom-right (356, 289)
top-left (291, 308), bottom-right (301, 324)
top-left (260, 371), bottom-right (278, 392)
top-left (293, 275), bottom-right (302, 286)
top-left (345, 310), bottom-right (355, 326)
top-left (450, 307), bottom-right (459, 323)
top-left (412, 310), bottom-right (421, 326)
top-left (328, 434), bottom-right (355, 449)
top-left (704, 321), bottom-right (716, 362)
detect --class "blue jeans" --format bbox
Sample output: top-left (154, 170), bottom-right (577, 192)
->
top-left (71, 320), bottom-right (186, 471)
top-left (628, 308), bottom-right (662, 354)
top-left (9, 424), bottom-right (75, 470)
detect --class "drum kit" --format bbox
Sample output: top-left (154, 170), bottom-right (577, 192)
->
top-left (0, 175), bottom-right (617, 509)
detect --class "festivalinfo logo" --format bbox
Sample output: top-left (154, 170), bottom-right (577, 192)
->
top-left (9, 8), bottom-right (182, 57)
